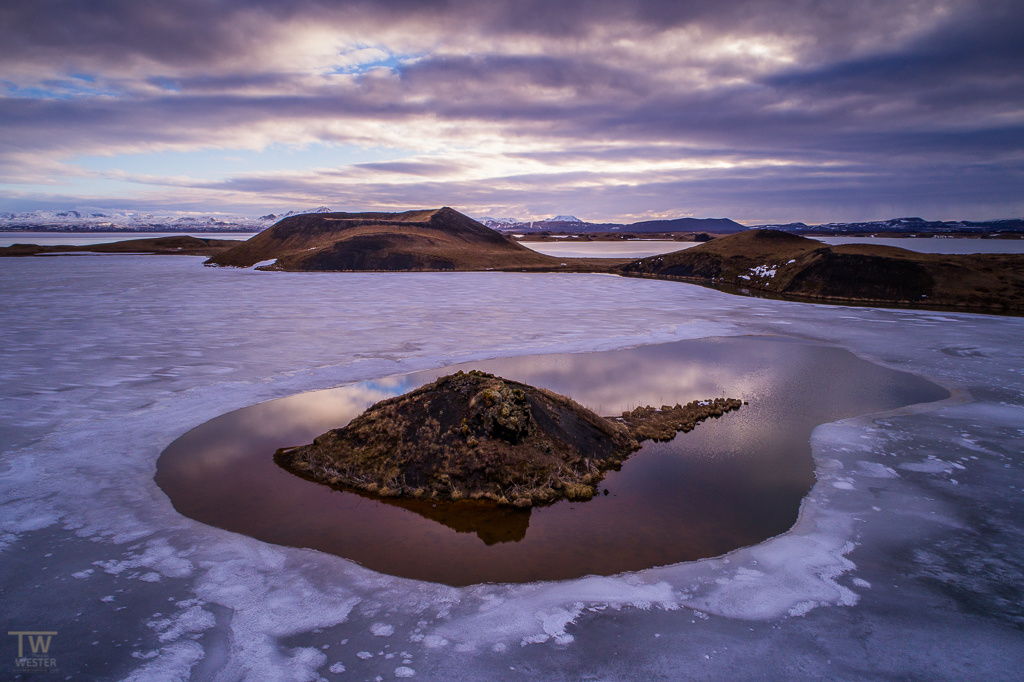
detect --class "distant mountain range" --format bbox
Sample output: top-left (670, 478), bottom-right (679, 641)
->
top-left (481, 214), bottom-right (1024, 235)
top-left (2, 207), bottom-right (1021, 235)
top-left (756, 217), bottom-right (1024, 234)
top-left (478, 215), bottom-right (747, 234)
top-left (0, 207), bottom-right (334, 232)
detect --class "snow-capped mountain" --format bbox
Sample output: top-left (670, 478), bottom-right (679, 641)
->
top-left (478, 214), bottom-right (624, 233)
top-left (0, 207), bottom-right (334, 232)
top-left (754, 216), bottom-right (1024, 234)
top-left (478, 217), bottom-right (522, 230)
top-left (540, 215), bottom-right (583, 224)
top-left (479, 215), bottom-right (591, 231)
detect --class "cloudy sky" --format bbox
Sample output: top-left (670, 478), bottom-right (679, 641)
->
top-left (1, 0), bottom-right (1021, 223)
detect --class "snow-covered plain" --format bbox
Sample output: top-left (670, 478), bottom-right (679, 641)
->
top-left (1, 256), bottom-right (1022, 680)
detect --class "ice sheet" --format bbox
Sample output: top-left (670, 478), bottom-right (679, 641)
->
top-left (1, 256), bottom-right (1022, 680)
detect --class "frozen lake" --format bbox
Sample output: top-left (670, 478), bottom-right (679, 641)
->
top-left (0, 231), bottom-right (253, 247)
top-left (5, 231), bottom-right (1023, 257)
top-left (1, 255), bottom-right (1022, 680)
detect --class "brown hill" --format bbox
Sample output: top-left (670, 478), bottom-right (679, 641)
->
top-left (618, 229), bottom-right (1024, 313)
top-left (275, 370), bottom-right (742, 508)
top-left (205, 207), bottom-right (569, 271)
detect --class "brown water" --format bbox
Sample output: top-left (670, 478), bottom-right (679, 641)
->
top-left (155, 337), bottom-right (948, 585)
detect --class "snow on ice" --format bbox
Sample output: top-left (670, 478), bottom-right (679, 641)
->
top-left (1, 255), bottom-right (1022, 680)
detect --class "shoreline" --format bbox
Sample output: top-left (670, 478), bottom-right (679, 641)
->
top-left (4, 231), bottom-right (1023, 316)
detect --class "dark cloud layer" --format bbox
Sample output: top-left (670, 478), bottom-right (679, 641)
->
top-left (0, 0), bottom-right (1021, 221)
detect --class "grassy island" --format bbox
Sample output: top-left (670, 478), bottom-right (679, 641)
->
top-left (275, 370), bottom-right (742, 507)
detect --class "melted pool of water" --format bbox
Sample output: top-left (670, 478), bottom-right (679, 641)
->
top-left (156, 337), bottom-right (947, 585)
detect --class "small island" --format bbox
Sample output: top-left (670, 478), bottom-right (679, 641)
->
top-left (274, 370), bottom-right (743, 507)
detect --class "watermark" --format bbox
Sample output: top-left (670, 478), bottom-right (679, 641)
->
top-left (8, 631), bottom-right (59, 674)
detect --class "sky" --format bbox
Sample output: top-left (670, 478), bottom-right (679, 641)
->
top-left (1, 0), bottom-right (1021, 224)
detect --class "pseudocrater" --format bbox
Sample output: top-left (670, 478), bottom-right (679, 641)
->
top-left (156, 337), bottom-right (948, 585)
top-left (275, 370), bottom-right (743, 508)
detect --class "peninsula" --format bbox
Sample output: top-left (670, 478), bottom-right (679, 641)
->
top-left (618, 229), bottom-right (1024, 313)
top-left (0, 235), bottom-right (242, 258)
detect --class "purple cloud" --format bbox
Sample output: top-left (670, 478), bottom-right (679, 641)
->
top-left (0, 0), bottom-right (1020, 222)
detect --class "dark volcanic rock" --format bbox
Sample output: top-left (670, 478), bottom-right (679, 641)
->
top-left (275, 371), bottom-right (742, 507)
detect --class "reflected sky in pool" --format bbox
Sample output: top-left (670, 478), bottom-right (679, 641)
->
top-left (156, 336), bottom-right (947, 585)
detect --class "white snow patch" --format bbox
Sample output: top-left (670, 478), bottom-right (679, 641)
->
top-left (146, 604), bottom-right (216, 643)
top-left (286, 647), bottom-right (328, 681)
top-left (120, 642), bottom-right (205, 681)
top-left (857, 461), bottom-right (900, 478)
top-left (92, 538), bottom-right (194, 579)
top-left (435, 577), bottom-right (675, 648)
top-left (788, 601), bottom-right (820, 617)
top-left (190, 541), bottom-right (360, 680)
top-left (421, 635), bottom-right (448, 648)
top-left (899, 458), bottom-right (957, 474)
top-left (371, 622), bottom-right (395, 637)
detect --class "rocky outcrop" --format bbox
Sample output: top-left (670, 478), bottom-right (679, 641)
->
top-left (275, 371), bottom-right (743, 507)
